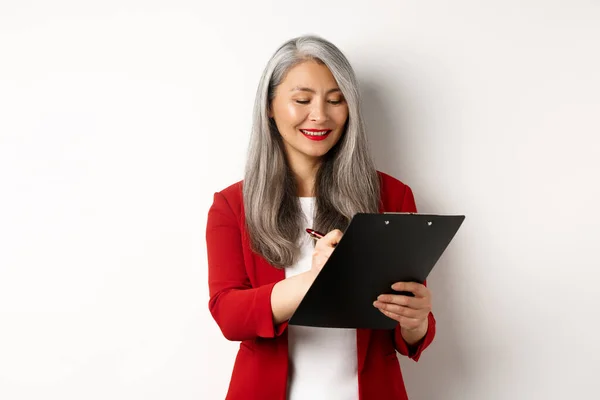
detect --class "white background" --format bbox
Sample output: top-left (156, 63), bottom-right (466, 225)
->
top-left (1, 1), bottom-right (599, 399)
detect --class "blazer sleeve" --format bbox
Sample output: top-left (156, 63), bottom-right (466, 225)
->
top-left (392, 184), bottom-right (437, 361)
top-left (206, 191), bottom-right (287, 342)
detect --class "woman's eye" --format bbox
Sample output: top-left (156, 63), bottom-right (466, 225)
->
top-left (294, 98), bottom-right (343, 105)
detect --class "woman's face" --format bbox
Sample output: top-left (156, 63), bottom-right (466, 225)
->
top-left (269, 60), bottom-right (349, 166)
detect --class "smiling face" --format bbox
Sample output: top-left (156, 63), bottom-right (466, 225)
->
top-left (269, 60), bottom-right (349, 168)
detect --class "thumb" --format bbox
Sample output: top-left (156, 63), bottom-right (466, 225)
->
top-left (320, 229), bottom-right (343, 248)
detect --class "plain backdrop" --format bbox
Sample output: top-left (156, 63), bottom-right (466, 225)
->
top-left (1, 1), bottom-right (599, 399)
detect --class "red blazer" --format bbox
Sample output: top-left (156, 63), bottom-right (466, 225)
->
top-left (206, 171), bottom-right (436, 400)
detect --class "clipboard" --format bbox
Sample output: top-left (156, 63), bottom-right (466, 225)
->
top-left (288, 212), bottom-right (465, 330)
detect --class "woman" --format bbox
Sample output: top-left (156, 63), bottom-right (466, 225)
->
top-left (206, 35), bottom-right (436, 400)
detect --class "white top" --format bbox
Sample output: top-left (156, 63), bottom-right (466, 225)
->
top-left (285, 197), bottom-right (359, 400)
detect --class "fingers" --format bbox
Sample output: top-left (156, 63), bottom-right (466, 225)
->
top-left (378, 311), bottom-right (424, 330)
top-left (376, 294), bottom-right (424, 309)
top-left (318, 229), bottom-right (343, 248)
top-left (313, 229), bottom-right (342, 258)
top-left (311, 229), bottom-right (343, 274)
top-left (374, 297), bottom-right (431, 329)
top-left (391, 282), bottom-right (429, 299)
top-left (375, 282), bottom-right (432, 328)
top-left (372, 301), bottom-right (422, 318)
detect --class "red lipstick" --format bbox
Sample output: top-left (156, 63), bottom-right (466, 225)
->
top-left (300, 129), bottom-right (331, 142)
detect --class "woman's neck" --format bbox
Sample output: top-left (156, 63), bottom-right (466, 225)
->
top-left (288, 155), bottom-right (321, 197)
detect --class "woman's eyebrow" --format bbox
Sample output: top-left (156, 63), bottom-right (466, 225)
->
top-left (290, 86), bottom-right (341, 94)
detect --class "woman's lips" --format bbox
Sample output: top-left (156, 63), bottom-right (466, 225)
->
top-left (300, 129), bottom-right (332, 141)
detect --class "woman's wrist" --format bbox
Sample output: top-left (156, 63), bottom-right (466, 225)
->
top-left (305, 268), bottom-right (319, 283)
top-left (271, 269), bottom-right (318, 324)
top-left (400, 318), bottom-right (429, 346)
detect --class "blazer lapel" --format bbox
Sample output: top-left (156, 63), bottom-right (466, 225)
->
top-left (357, 328), bottom-right (371, 374)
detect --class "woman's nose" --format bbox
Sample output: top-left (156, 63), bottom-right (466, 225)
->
top-left (309, 100), bottom-right (328, 123)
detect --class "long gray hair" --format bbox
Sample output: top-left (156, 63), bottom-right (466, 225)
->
top-left (243, 35), bottom-right (380, 268)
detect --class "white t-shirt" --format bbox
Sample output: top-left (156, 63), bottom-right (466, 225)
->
top-left (285, 197), bottom-right (359, 400)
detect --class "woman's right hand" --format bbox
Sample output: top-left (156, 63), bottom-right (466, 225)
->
top-left (310, 229), bottom-right (343, 276)
top-left (271, 229), bottom-right (344, 324)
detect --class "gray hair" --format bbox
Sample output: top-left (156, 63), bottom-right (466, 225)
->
top-left (243, 35), bottom-right (380, 268)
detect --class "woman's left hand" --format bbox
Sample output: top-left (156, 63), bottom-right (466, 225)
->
top-left (373, 281), bottom-right (432, 340)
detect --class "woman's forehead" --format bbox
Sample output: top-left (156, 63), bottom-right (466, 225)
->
top-left (280, 62), bottom-right (340, 91)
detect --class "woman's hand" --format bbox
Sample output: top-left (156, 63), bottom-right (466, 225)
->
top-left (373, 282), bottom-right (432, 344)
top-left (310, 229), bottom-right (343, 277)
top-left (270, 229), bottom-right (343, 324)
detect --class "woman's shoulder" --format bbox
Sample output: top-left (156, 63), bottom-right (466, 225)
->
top-left (377, 170), bottom-right (411, 194)
top-left (216, 180), bottom-right (243, 198)
top-left (210, 180), bottom-right (244, 216)
top-left (376, 170), bottom-right (416, 212)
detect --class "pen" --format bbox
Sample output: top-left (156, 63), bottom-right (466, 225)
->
top-left (305, 228), bottom-right (325, 240)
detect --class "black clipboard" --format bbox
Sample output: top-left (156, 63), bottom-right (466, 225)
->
top-left (288, 212), bottom-right (465, 330)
